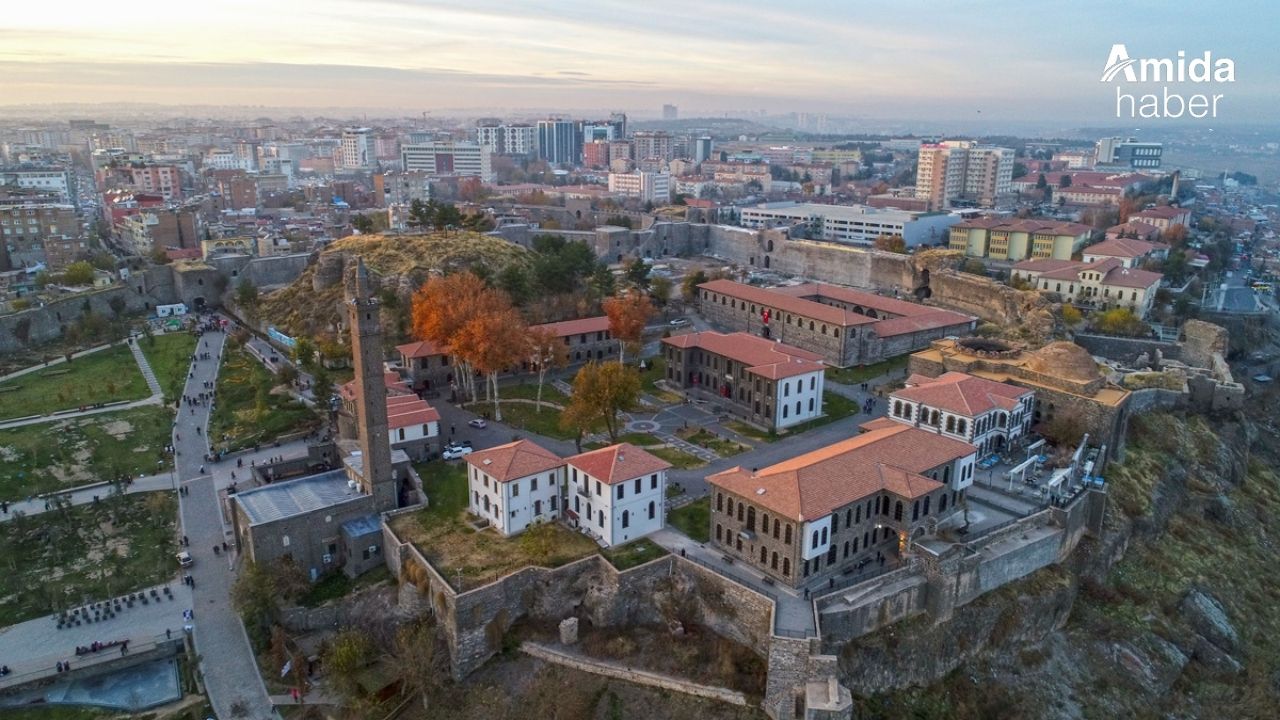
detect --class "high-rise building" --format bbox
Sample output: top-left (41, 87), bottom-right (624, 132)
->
top-left (0, 202), bottom-right (81, 270)
top-left (536, 120), bottom-right (578, 165)
top-left (1095, 137), bottom-right (1162, 170)
top-left (341, 127), bottom-right (376, 169)
top-left (127, 164), bottom-right (182, 200)
top-left (608, 112), bottom-right (628, 140)
top-left (633, 131), bottom-right (674, 162)
top-left (400, 141), bottom-right (493, 181)
top-left (608, 171), bottom-right (671, 204)
top-left (583, 141), bottom-right (611, 169)
top-left (693, 136), bottom-right (714, 163)
top-left (662, 104), bottom-right (679, 120)
top-left (915, 141), bottom-right (1014, 210)
top-left (373, 170), bottom-right (431, 207)
top-left (475, 123), bottom-right (536, 156)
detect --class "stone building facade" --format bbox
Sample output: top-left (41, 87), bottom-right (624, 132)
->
top-left (697, 279), bottom-right (975, 368)
top-left (661, 330), bottom-right (826, 430)
top-left (887, 371), bottom-right (1035, 455)
top-left (707, 423), bottom-right (977, 589)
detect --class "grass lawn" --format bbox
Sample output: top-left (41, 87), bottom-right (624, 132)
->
top-left (0, 406), bottom-right (174, 501)
top-left (139, 332), bottom-right (198, 403)
top-left (499, 382), bottom-right (569, 405)
top-left (648, 445), bottom-right (706, 469)
top-left (297, 565), bottom-right (391, 608)
top-left (826, 356), bottom-right (907, 386)
top-left (667, 497), bottom-right (710, 543)
top-left (617, 431), bottom-right (663, 447)
top-left (478, 400), bottom-right (577, 441)
top-left (210, 346), bottom-right (319, 452)
top-left (638, 356), bottom-right (684, 404)
top-left (783, 391), bottom-right (859, 435)
top-left (416, 461), bottom-right (469, 521)
top-left (679, 428), bottom-right (749, 456)
top-left (602, 537), bottom-right (669, 570)
top-left (388, 511), bottom-right (599, 591)
top-left (0, 491), bottom-right (178, 626)
top-left (723, 420), bottom-right (777, 443)
top-left (0, 344), bottom-right (148, 420)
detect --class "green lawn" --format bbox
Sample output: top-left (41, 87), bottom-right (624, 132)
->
top-left (723, 420), bottom-right (777, 443)
top-left (210, 346), bottom-right (319, 452)
top-left (139, 332), bottom-right (198, 403)
top-left (499, 382), bottom-right (569, 405)
top-left (416, 461), bottom-right (469, 521)
top-left (638, 356), bottom-right (666, 393)
top-left (617, 431), bottom-right (663, 447)
top-left (0, 344), bottom-right (148, 420)
top-left (602, 537), bottom-right (669, 570)
top-left (0, 406), bottom-right (174, 501)
top-left (826, 356), bottom-right (907, 386)
top-left (679, 428), bottom-right (749, 456)
top-left (648, 445), bottom-right (706, 469)
top-left (783, 391), bottom-right (859, 435)
top-left (479, 400), bottom-right (577, 441)
top-left (667, 497), bottom-right (710, 543)
top-left (0, 491), bottom-right (178, 626)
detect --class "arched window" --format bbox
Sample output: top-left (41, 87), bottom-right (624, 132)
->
top-left (894, 400), bottom-right (903, 417)
top-left (737, 504), bottom-right (744, 522)
top-left (716, 524), bottom-right (723, 541)
top-left (924, 496), bottom-right (931, 516)
top-left (599, 510), bottom-right (605, 526)
top-left (944, 466), bottom-right (951, 484)
top-left (843, 541), bottom-right (850, 558)
top-left (784, 524), bottom-right (792, 544)
top-left (894, 501), bottom-right (903, 521)
top-left (761, 546), bottom-right (768, 564)
top-left (762, 513), bottom-right (770, 535)
top-left (726, 498), bottom-right (734, 516)
top-left (811, 531), bottom-right (820, 549)
top-left (946, 416), bottom-right (955, 433)
top-left (782, 558), bottom-right (791, 576)
top-left (832, 514), bottom-right (839, 533)
top-left (717, 493), bottom-right (724, 512)
top-left (855, 506), bottom-right (862, 523)
top-left (746, 506), bottom-right (756, 531)
top-left (622, 510), bottom-right (630, 528)
top-left (957, 419), bottom-right (967, 435)
top-left (820, 527), bottom-right (828, 544)
top-left (771, 552), bottom-right (779, 570)
top-left (940, 494), bottom-right (948, 512)
top-left (773, 521), bottom-right (780, 539)
top-left (845, 509), bottom-right (852, 527)
top-left (809, 321), bottom-right (815, 331)
top-left (912, 501), bottom-right (919, 521)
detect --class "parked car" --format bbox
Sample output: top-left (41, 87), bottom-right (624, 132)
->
top-left (669, 317), bottom-right (691, 327)
top-left (468, 418), bottom-right (487, 429)
top-left (176, 551), bottom-right (193, 568)
top-left (442, 444), bottom-right (474, 460)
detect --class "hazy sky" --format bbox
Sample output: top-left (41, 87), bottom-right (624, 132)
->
top-left (4, 0), bottom-right (1279, 123)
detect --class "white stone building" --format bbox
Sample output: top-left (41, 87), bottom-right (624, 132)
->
top-left (885, 372), bottom-right (1034, 456)
top-left (466, 439), bottom-right (564, 536)
top-left (565, 443), bottom-right (671, 548)
top-left (1012, 258), bottom-right (1164, 318)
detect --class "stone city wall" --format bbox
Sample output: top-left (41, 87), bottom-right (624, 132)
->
top-left (1073, 332), bottom-right (1182, 366)
top-left (521, 641), bottom-right (750, 706)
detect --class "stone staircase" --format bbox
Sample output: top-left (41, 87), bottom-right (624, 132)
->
top-left (128, 341), bottom-right (163, 397)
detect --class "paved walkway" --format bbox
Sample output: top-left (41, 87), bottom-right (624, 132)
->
top-left (128, 339), bottom-right (163, 397)
top-left (173, 323), bottom-right (278, 720)
top-left (0, 472), bottom-right (175, 523)
top-left (0, 341), bottom-right (116, 383)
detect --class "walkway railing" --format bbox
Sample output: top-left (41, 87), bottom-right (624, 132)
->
top-left (0, 632), bottom-right (182, 692)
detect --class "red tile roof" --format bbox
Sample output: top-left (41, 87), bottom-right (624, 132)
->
top-left (565, 443), bottom-right (672, 485)
top-left (465, 439), bottom-right (563, 483)
top-left (397, 340), bottom-right (447, 359)
top-left (1103, 221), bottom-right (1163, 240)
top-left (707, 424), bottom-right (975, 521)
top-left (1086, 237), bottom-right (1165, 259)
top-left (337, 371), bottom-right (410, 401)
top-left (531, 315), bottom-right (611, 338)
top-left (1014, 258), bottom-right (1163, 289)
top-left (1133, 205), bottom-right (1189, 220)
top-left (662, 331), bottom-right (825, 380)
top-left (950, 218), bottom-right (1093, 236)
top-left (700, 279), bottom-right (872, 327)
top-left (872, 310), bottom-right (975, 337)
top-left (892, 371), bottom-right (1029, 417)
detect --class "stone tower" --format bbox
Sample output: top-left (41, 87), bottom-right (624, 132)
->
top-left (345, 257), bottom-right (396, 511)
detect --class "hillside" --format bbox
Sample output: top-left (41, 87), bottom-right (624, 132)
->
top-left (851, 399), bottom-right (1279, 719)
top-left (259, 232), bottom-right (531, 338)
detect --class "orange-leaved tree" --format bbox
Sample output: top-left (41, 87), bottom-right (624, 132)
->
top-left (602, 289), bottom-right (654, 365)
top-left (452, 305), bottom-right (526, 422)
top-left (410, 271), bottom-right (512, 403)
top-left (526, 326), bottom-right (564, 414)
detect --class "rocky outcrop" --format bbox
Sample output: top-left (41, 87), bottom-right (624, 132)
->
top-left (1179, 589), bottom-right (1239, 653)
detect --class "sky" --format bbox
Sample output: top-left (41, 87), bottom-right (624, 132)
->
top-left (4, 0), bottom-right (1279, 124)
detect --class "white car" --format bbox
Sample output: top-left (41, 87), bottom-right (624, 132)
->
top-left (668, 318), bottom-right (691, 327)
top-left (468, 418), bottom-right (487, 429)
top-left (442, 444), bottom-right (474, 461)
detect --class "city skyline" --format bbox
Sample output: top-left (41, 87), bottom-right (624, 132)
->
top-left (5, 1), bottom-right (1279, 124)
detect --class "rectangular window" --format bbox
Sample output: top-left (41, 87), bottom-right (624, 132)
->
top-left (511, 482), bottom-right (519, 497)
top-left (617, 485), bottom-right (624, 499)
top-left (651, 474), bottom-right (658, 490)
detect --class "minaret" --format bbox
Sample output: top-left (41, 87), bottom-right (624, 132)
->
top-left (345, 257), bottom-right (396, 511)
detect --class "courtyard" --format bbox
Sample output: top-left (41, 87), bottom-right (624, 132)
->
top-left (209, 345), bottom-right (319, 452)
top-left (0, 344), bottom-right (149, 421)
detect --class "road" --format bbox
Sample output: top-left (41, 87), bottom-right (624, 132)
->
top-left (173, 322), bottom-right (277, 720)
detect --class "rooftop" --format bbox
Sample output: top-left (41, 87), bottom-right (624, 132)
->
top-left (396, 339), bottom-right (447, 359)
top-left (662, 331), bottom-right (825, 380)
top-left (234, 470), bottom-right (366, 525)
top-left (1014, 257), bottom-right (1163, 289)
top-left (466, 439), bottom-right (563, 483)
top-left (565, 443), bottom-right (672, 485)
top-left (707, 424), bottom-right (974, 521)
top-left (1087, 237), bottom-right (1167, 258)
top-left (892, 371), bottom-right (1030, 417)
top-left (530, 315), bottom-right (611, 338)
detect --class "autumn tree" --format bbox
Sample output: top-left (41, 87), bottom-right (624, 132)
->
top-left (1162, 224), bottom-right (1188, 247)
top-left (560, 361), bottom-right (641, 447)
top-left (874, 234), bottom-right (907, 254)
top-left (452, 305), bottom-right (527, 422)
top-left (650, 276), bottom-right (673, 308)
top-left (681, 269), bottom-right (708, 303)
top-left (526, 326), bottom-right (565, 413)
top-left (602, 290), bottom-right (654, 364)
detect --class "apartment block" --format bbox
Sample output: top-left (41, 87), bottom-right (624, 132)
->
top-left (607, 171), bottom-right (671, 204)
top-left (915, 141), bottom-right (1014, 210)
top-left (948, 218), bottom-right (1093, 261)
top-left (400, 142), bottom-right (493, 181)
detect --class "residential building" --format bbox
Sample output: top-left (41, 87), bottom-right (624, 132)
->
top-left (530, 316), bottom-right (618, 365)
top-left (739, 201), bottom-right (959, 247)
top-left (583, 140), bottom-right (610, 169)
top-left (633, 131), bottom-right (675, 162)
top-left (1053, 150), bottom-right (1095, 169)
top-left (0, 167), bottom-right (72, 201)
top-left (1130, 205), bottom-right (1191, 231)
top-left (693, 137), bottom-right (714, 163)
top-left (608, 141), bottom-right (633, 164)
top-left (537, 120), bottom-right (578, 165)
top-left (337, 370), bottom-right (441, 461)
top-left (707, 423), bottom-right (977, 588)
top-left (475, 123), bottom-right (537, 156)
top-left (886, 372), bottom-right (1034, 455)
top-left (400, 141), bottom-right (493, 181)
top-left (396, 339), bottom-right (452, 394)
top-left (565, 443), bottom-right (671, 547)
top-left (1095, 137), bottom-right (1161, 170)
top-left (915, 141), bottom-right (1014, 210)
top-left (0, 202), bottom-right (80, 270)
top-left (1084, 237), bottom-right (1168, 267)
top-left (374, 170), bottom-right (431, 207)
top-left (1011, 258), bottom-right (1163, 317)
top-left (1103, 221), bottom-right (1163, 243)
top-left (204, 149), bottom-right (246, 172)
top-left (662, 104), bottom-right (679, 120)
top-left (948, 218), bottom-right (1093, 261)
top-left (697, 279), bottom-right (976, 368)
top-left (608, 171), bottom-right (671, 204)
top-left (661, 331), bottom-right (825, 430)
top-left (340, 127), bottom-right (376, 169)
top-left (1053, 185), bottom-right (1122, 207)
top-left (125, 165), bottom-right (181, 200)
top-left (466, 439), bottom-right (565, 537)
